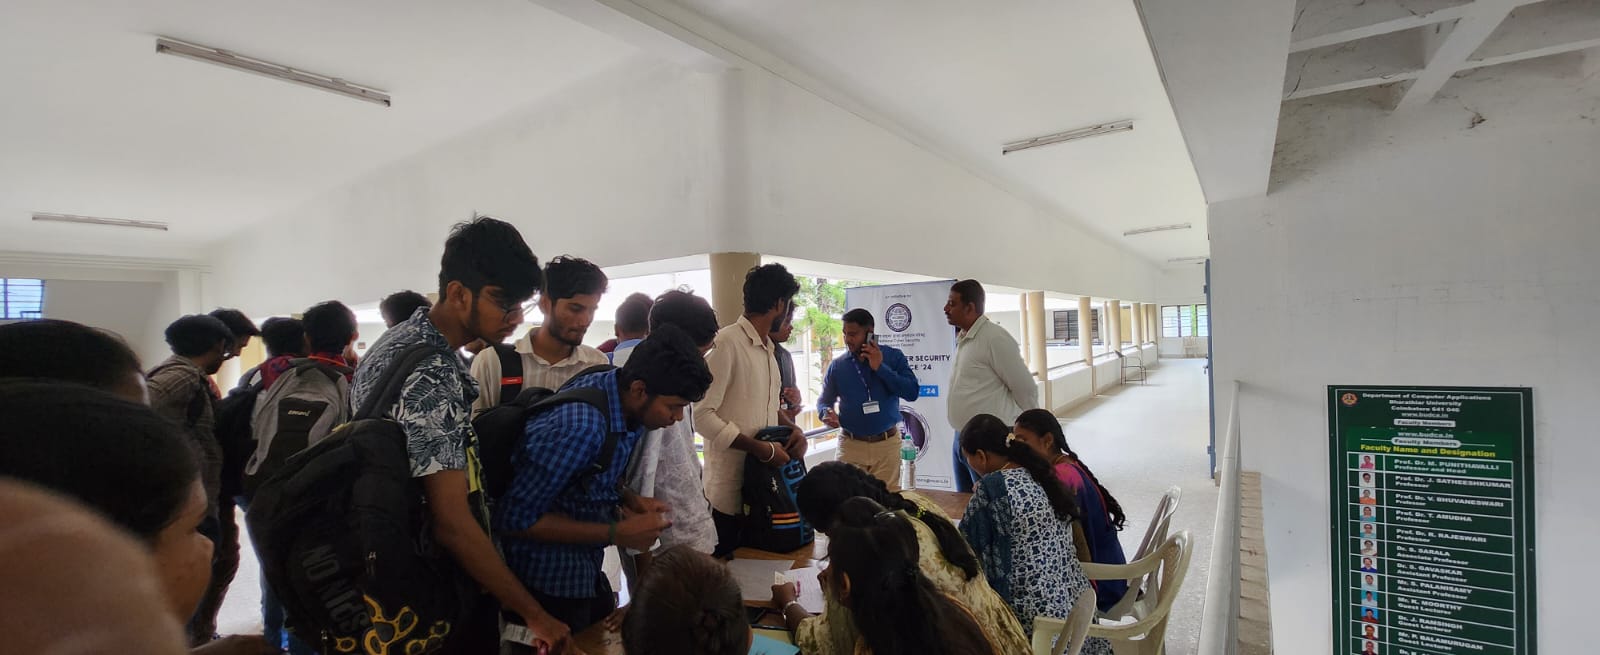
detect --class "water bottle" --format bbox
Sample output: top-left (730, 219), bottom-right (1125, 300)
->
top-left (900, 433), bottom-right (917, 490)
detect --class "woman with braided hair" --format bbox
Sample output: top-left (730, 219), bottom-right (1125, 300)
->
top-left (1013, 408), bottom-right (1131, 611)
top-left (621, 545), bottom-right (750, 655)
top-left (782, 462), bottom-right (1030, 654)
top-left (960, 413), bottom-right (1113, 654)
top-left (775, 497), bottom-right (1001, 655)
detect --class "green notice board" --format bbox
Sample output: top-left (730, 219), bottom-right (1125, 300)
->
top-left (1329, 386), bottom-right (1535, 655)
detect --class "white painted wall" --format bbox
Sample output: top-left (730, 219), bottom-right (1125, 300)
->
top-left (1211, 79), bottom-right (1600, 653)
top-left (210, 60), bottom-right (725, 318)
top-left (40, 279), bottom-right (167, 366)
top-left (733, 70), bottom-right (1166, 302)
top-left (0, 256), bottom-right (211, 366)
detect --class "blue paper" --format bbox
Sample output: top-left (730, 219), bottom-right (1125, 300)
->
top-left (748, 633), bottom-right (799, 655)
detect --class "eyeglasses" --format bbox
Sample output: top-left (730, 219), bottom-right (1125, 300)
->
top-left (483, 294), bottom-right (527, 322)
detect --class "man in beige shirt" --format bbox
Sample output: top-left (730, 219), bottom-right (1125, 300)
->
top-left (472, 256), bottom-right (610, 415)
top-left (694, 263), bottom-right (806, 555)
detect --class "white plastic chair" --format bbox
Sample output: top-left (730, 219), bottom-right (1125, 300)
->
top-left (1098, 485), bottom-right (1181, 621)
top-left (1083, 531), bottom-right (1193, 655)
top-left (1032, 587), bottom-right (1098, 655)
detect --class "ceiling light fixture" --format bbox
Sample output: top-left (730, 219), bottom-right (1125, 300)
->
top-left (1167, 256), bottom-right (1208, 265)
top-left (33, 212), bottom-right (169, 232)
top-left (1001, 120), bottom-right (1134, 155)
top-left (155, 37), bottom-right (391, 107)
top-left (1124, 223), bottom-right (1192, 237)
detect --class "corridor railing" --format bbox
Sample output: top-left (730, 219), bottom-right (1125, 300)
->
top-left (1198, 380), bottom-right (1242, 655)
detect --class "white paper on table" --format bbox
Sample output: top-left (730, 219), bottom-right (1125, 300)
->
top-left (781, 566), bottom-right (825, 614)
top-left (726, 558), bottom-right (798, 603)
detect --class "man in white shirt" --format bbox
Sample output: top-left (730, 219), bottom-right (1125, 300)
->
top-left (695, 263), bottom-right (807, 555)
top-left (472, 256), bottom-right (611, 416)
top-left (944, 279), bottom-right (1040, 491)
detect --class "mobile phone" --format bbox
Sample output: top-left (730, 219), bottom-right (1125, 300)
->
top-left (867, 333), bottom-right (878, 346)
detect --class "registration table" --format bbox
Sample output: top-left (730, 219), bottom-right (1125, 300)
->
top-left (572, 489), bottom-right (971, 654)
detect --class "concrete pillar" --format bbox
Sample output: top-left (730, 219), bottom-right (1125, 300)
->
top-left (1107, 299), bottom-right (1122, 354)
top-left (1018, 293), bottom-right (1032, 368)
top-left (1025, 292), bottom-right (1047, 381)
top-left (1132, 302), bottom-right (1145, 346)
top-left (709, 252), bottom-right (761, 328)
top-left (1079, 296), bottom-right (1095, 389)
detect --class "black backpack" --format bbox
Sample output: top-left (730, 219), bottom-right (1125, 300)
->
top-left (471, 365), bottom-right (619, 500)
top-left (215, 369), bottom-right (265, 500)
top-left (491, 343), bottom-right (524, 406)
top-left (245, 344), bottom-right (475, 655)
top-left (738, 427), bottom-right (814, 553)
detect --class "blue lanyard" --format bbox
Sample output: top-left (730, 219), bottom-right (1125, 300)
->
top-left (851, 357), bottom-right (874, 402)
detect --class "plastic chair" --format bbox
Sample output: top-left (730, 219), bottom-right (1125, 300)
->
top-left (1083, 531), bottom-right (1193, 655)
top-left (1032, 587), bottom-right (1098, 655)
top-left (1098, 485), bottom-right (1181, 622)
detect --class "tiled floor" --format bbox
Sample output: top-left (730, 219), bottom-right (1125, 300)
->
top-left (219, 358), bottom-right (1221, 652)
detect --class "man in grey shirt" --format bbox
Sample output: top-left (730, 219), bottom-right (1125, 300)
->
top-left (943, 279), bottom-right (1040, 491)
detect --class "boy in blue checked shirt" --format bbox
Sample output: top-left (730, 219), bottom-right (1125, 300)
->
top-left (495, 324), bottom-right (714, 637)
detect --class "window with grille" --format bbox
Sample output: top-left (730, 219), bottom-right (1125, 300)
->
top-left (1052, 310), bottom-right (1077, 343)
top-left (1162, 304), bottom-right (1209, 338)
top-left (0, 279), bottom-right (44, 319)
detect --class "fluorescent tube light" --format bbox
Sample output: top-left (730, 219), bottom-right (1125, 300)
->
top-left (1002, 120), bottom-right (1134, 155)
top-left (1124, 223), bottom-right (1193, 237)
top-left (1167, 256), bottom-right (1208, 264)
top-left (155, 37), bottom-right (391, 107)
top-left (33, 212), bottom-right (169, 232)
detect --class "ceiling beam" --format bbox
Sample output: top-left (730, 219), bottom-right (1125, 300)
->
top-left (1395, 0), bottom-right (1517, 111)
top-left (1290, 4), bottom-right (1468, 53)
top-left (1462, 37), bottom-right (1600, 71)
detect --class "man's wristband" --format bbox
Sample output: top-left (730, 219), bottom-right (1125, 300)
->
top-left (607, 520), bottom-right (617, 546)
top-left (759, 442), bottom-right (777, 463)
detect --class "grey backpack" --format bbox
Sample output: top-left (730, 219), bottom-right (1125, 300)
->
top-left (242, 359), bottom-right (353, 496)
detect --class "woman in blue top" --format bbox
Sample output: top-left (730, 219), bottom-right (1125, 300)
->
top-left (1013, 409), bottom-right (1130, 612)
top-left (959, 414), bottom-right (1113, 654)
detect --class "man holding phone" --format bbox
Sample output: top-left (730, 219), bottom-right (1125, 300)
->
top-left (817, 309), bottom-right (920, 489)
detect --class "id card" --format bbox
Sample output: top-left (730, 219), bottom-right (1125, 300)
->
top-left (862, 401), bottom-right (881, 415)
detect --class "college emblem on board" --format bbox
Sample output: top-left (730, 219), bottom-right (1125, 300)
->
top-left (1341, 392), bottom-right (1359, 407)
top-left (885, 303), bottom-right (913, 332)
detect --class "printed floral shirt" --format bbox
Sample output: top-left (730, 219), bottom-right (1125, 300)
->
top-left (349, 308), bottom-right (489, 527)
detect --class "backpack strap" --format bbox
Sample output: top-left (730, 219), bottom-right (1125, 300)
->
top-left (355, 343), bottom-right (448, 421)
top-left (493, 343), bottom-right (523, 406)
top-left (147, 360), bottom-right (210, 428)
top-left (526, 387), bottom-right (624, 488)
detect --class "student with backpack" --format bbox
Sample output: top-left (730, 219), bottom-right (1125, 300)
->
top-left (494, 325), bottom-right (712, 639)
top-left (240, 302), bottom-right (357, 655)
top-left (260, 217), bottom-right (567, 653)
top-left (695, 263), bottom-right (806, 555)
top-left (471, 255), bottom-right (611, 416)
top-left (147, 315), bottom-right (234, 646)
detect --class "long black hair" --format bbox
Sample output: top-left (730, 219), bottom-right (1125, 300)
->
top-left (1015, 409), bottom-right (1127, 530)
top-left (796, 462), bottom-right (980, 580)
top-left (0, 380), bottom-right (199, 543)
top-left (828, 498), bottom-right (996, 655)
top-left (960, 414), bottom-right (1081, 522)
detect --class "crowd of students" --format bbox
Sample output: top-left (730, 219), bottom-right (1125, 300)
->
top-left (0, 215), bottom-right (1136, 655)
